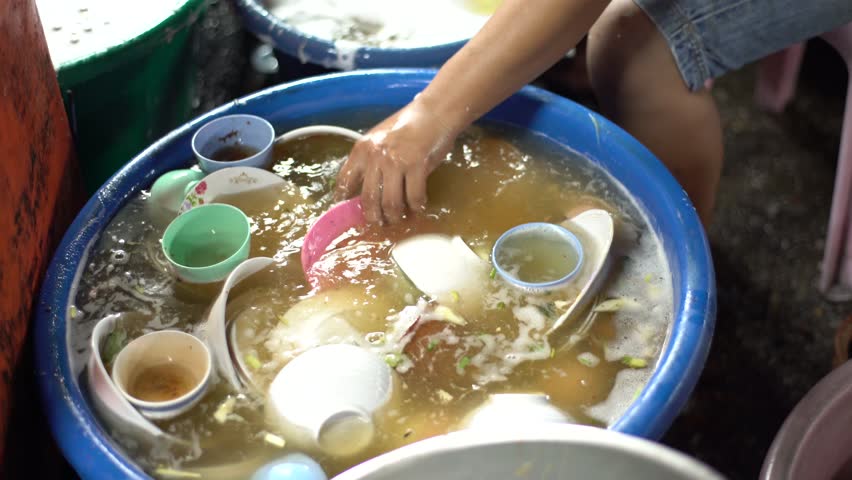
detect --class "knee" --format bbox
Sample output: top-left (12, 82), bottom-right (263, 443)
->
top-left (587, 0), bottom-right (665, 99)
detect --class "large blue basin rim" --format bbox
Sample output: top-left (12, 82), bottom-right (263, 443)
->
top-left (35, 69), bottom-right (716, 479)
top-left (234, 0), bottom-right (468, 69)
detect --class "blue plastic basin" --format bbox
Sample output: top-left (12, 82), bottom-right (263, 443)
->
top-left (234, 0), bottom-right (469, 69)
top-left (35, 69), bottom-right (716, 479)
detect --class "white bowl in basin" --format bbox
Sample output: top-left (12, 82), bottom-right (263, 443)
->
top-left (332, 425), bottom-right (723, 480)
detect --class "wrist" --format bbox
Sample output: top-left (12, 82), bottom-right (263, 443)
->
top-left (411, 88), bottom-right (473, 140)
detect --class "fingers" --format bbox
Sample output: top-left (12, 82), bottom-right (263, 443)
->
top-left (334, 143), bottom-right (367, 202)
top-left (361, 164), bottom-right (384, 224)
top-left (404, 170), bottom-right (428, 213)
top-left (347, 162), bottom-right (429, 225)
top-left (336, 116), bottom-right (442, 224)
top-left (381, 169), bottom-right (406, 224)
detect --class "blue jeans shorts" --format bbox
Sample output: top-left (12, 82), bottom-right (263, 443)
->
top-left (633, 0), bottom-right (852, 90)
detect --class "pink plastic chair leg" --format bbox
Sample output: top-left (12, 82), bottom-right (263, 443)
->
top-left (754, 43), bottom-right (807, 113)
top-left (821, 80), bottom-right (852, 296)
top-left (817, 22), bottom-right (852, 297)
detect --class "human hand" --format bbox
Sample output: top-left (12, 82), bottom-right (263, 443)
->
top-left (334, 97), bottom-right (460, 224)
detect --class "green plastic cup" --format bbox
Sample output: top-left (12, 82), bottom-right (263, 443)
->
top-left (161, 204), bottom-right (251, 283)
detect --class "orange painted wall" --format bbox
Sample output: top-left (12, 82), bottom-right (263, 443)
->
top-left (0, 0), bottom-right (83, 463)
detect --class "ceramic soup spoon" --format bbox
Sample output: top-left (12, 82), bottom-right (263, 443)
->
top-left (203, 256), bottom-right (276, 391)
top-left (180, 166), bottom-right (289, 213)
top-left (87, 313), bottom-right (179, 443)
top-left (391, 234), bottom-right (490, 303)
top-left (547, 209), bottom-right (615, 335)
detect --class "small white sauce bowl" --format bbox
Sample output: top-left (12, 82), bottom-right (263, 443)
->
top-left (491, 222), bottom-right (584, 294)
top-left (111, 330), bottom-right (213, 421)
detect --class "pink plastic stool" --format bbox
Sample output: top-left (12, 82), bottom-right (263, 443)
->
top-left (754, 23), bottom-right (852, 299)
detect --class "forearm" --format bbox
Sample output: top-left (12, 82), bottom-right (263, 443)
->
top-left (339, 0), bottom-right (610, 222)
top-left (417, 0), bottom-right (610, 134)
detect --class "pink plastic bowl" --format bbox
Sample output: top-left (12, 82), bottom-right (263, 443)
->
top-left (301, 197), bottom-right (365, 288)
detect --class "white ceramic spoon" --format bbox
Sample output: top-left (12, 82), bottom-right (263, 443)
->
top-left (86, 313), bottom-right (178, 443)
top-left (391, 234), bottom-right (489, 302)
top-left (547, 209), bottom-right (615, 335)
top-left (179, 166), bottom-right (288, 213)
top-left (203, 256), bottom-right (276, 390)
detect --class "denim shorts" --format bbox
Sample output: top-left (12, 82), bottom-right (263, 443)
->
top-left (633, 0), bottom-right (852, 90)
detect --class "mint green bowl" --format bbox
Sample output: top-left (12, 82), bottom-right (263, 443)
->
top-left (161, 203), bottom-right (251, 283)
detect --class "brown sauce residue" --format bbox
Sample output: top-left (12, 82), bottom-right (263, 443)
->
top-left (128, 363), bottom-right (198, 402)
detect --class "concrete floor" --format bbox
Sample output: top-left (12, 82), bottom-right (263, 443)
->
top-left (12, 1), bottom-right (850, 478)
top-left (660, 42), bottom-right (849, 479)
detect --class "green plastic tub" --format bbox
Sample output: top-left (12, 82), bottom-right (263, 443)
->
top-left (39, 0), bottom-right (209, 193)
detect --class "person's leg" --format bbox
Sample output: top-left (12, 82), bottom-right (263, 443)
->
top-left (586, 0), bottom-right (722, 226)
top-left (586, 0), bottom-right (852, 227)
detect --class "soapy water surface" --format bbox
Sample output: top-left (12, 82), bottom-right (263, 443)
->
top-left (69, 123), bottom-right (672, 478)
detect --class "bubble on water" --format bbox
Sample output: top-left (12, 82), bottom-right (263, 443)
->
top-left (366, 331), bottom-right (385, 345)
top-left (111, 249), bottom-right (129, 265)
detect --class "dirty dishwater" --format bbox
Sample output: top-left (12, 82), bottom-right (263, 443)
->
top-left (69, 123), bottom-right (672, 478)
top-left (210, 144), bottom-right (261, 162)
top-left (128, 363), bottom-right (200, 402)
top-left (265, 0), bottom-right (492, 49)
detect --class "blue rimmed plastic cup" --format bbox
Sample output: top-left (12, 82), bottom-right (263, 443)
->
top-left (110, 330), bottom-right (212, 421)
top-left (191, 114), bottom-right (275, 172)
top-left (492, 222), bottom-right (584, 294)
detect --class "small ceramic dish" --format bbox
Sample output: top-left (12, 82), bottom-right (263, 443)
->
top-left (266, 344), bottom-right (393, 457)
top-left (492, 222), bottom-right (584, 295)
top-left (111, 330), bottom-right (213, 420)
top-left (86, 313), bottom-right (170, 440)
top-left (192, 114), bottom-right (275, 172)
